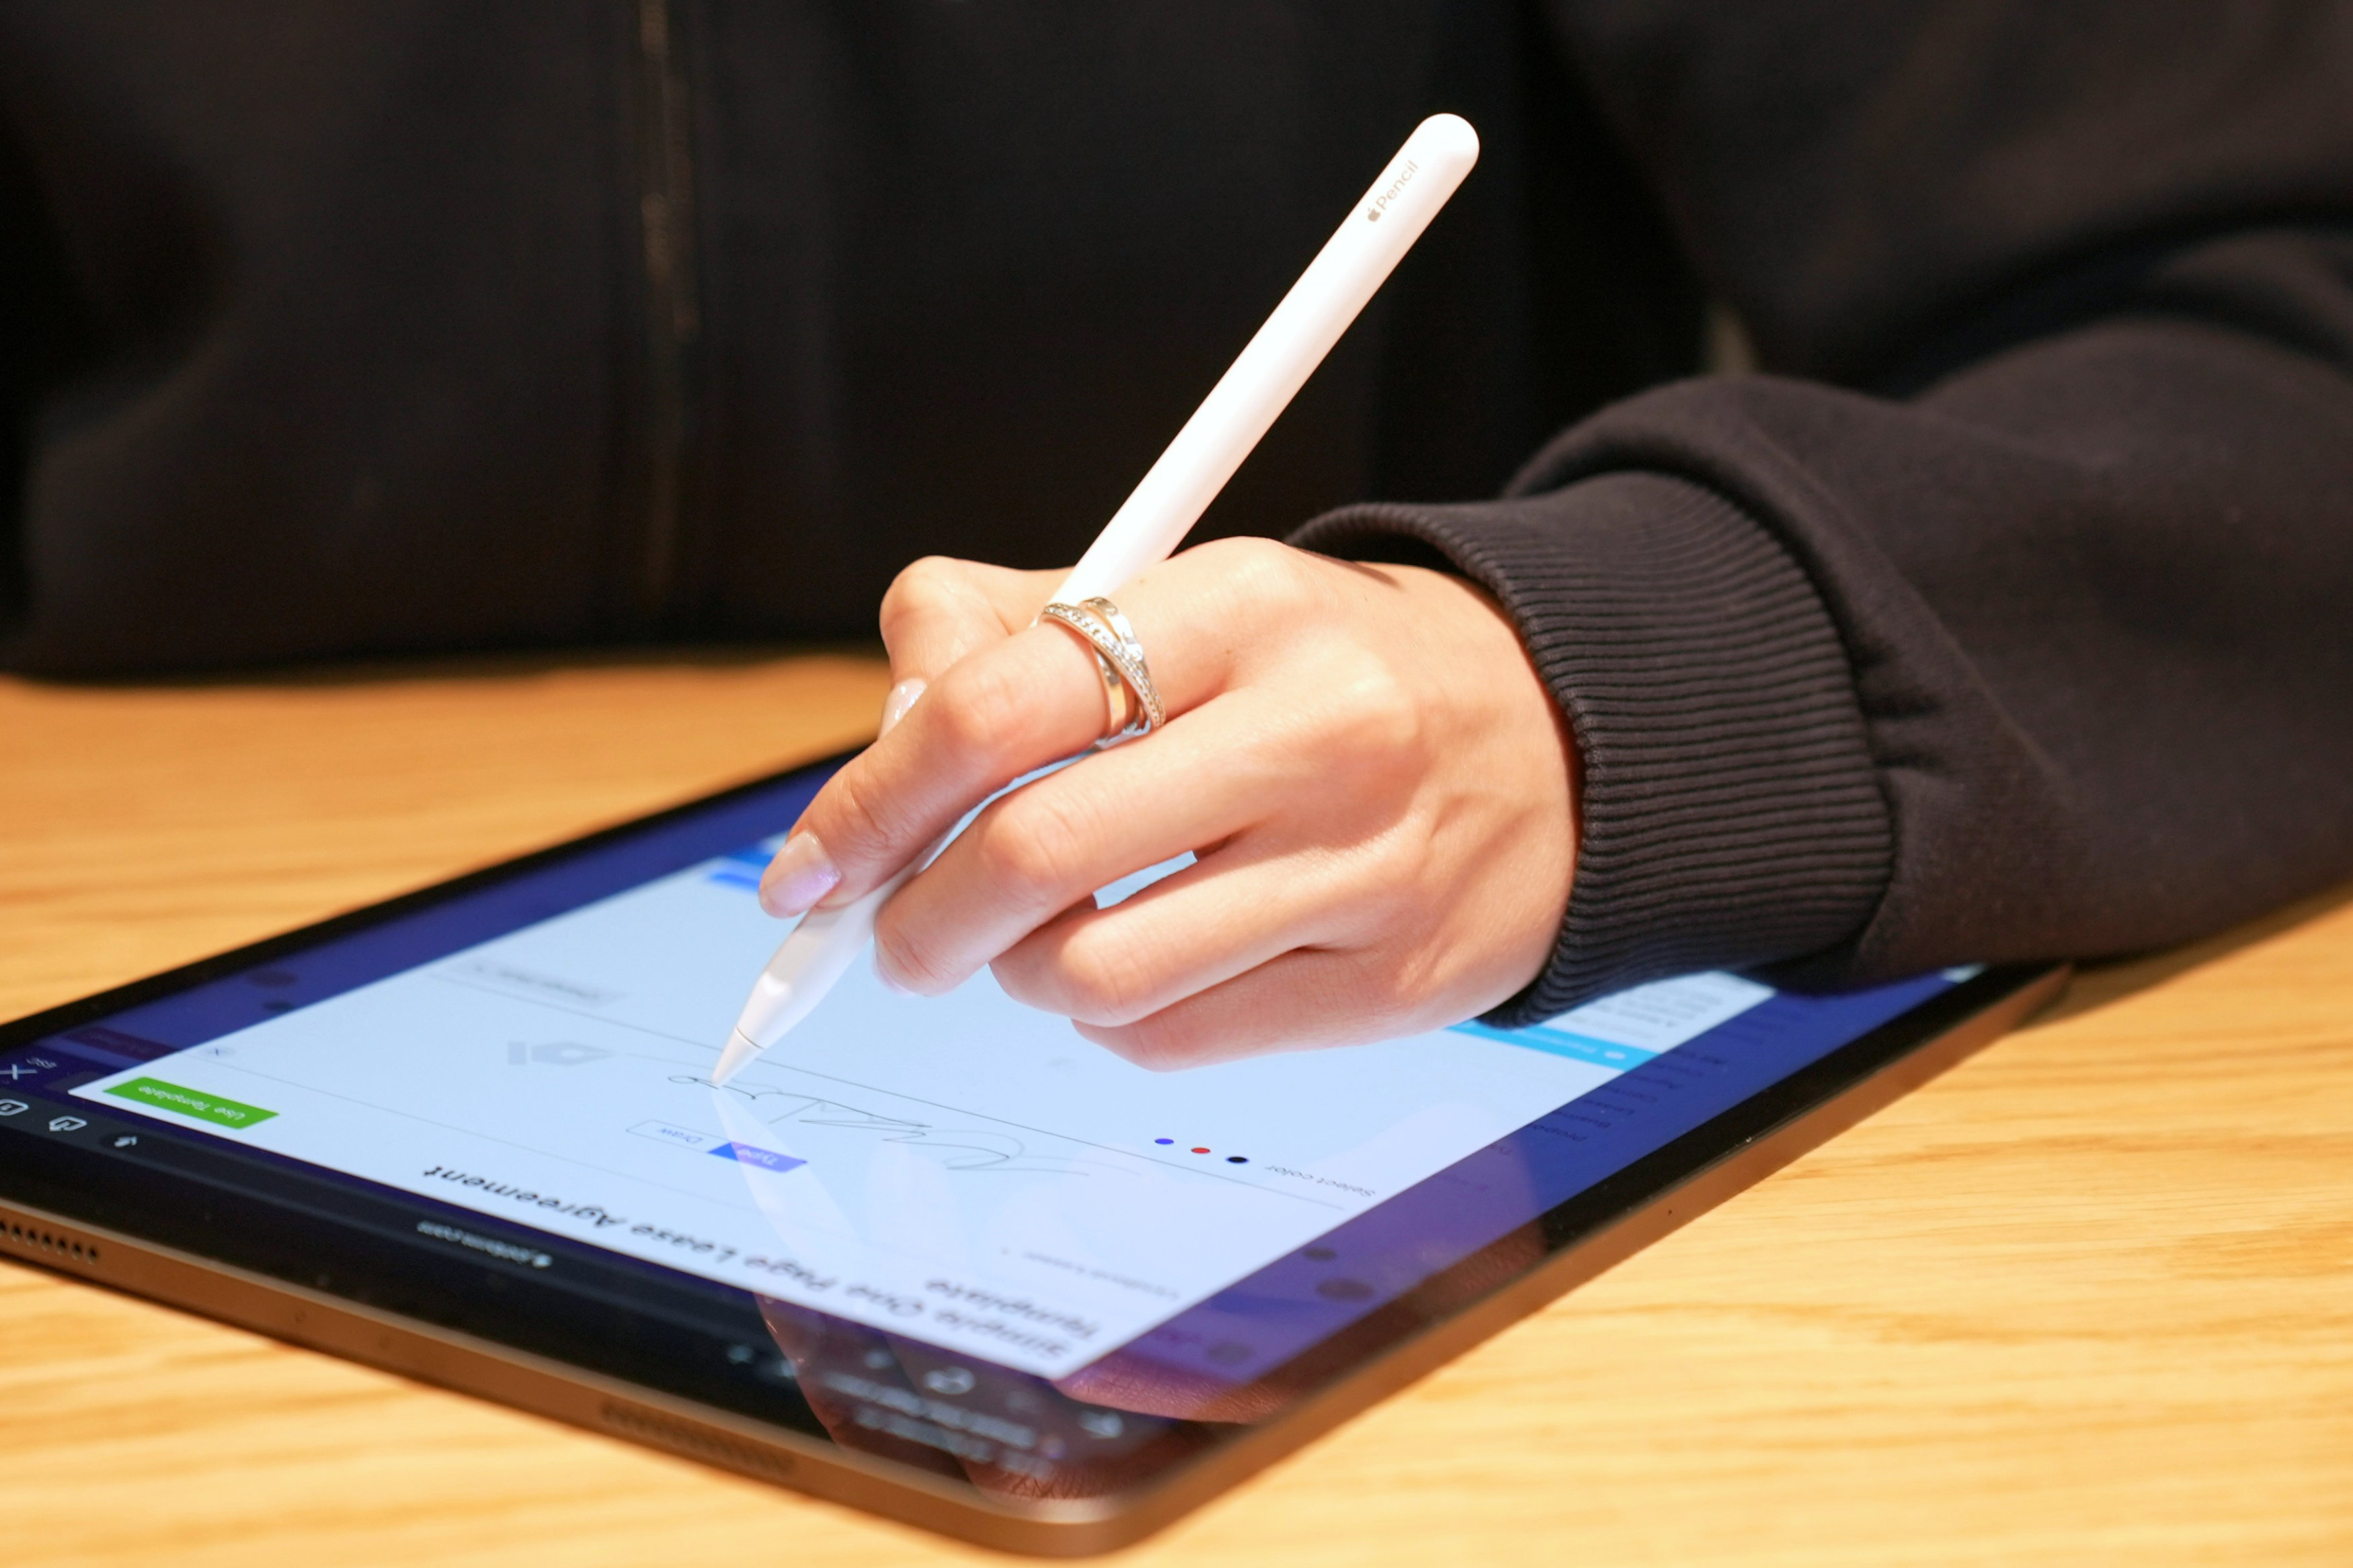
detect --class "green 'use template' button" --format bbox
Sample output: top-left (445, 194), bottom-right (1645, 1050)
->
top-left (105, 1077), bottom-right (278, 1130)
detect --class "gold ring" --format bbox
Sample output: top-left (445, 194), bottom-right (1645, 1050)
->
top-left (1037, 597), bottom-right (1165, 747)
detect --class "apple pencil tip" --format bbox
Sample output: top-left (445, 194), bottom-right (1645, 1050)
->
top-left (711, 1028), bottom-right (760, 1087)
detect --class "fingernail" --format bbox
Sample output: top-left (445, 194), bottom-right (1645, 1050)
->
top-left (759, 833), bottom-right (841, 917)
top-left (879, 677), bottom-right (927, 737)
top-left (873, 951), bottom-right (913, 996)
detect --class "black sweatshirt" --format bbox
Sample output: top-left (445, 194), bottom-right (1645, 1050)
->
top-left (2, 3), bottom-right (2348, 1019)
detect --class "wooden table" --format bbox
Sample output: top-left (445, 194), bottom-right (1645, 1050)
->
top-left (3, 654), bottom-right (2348, 1567)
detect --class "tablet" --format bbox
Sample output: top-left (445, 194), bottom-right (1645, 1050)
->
top-left (0, 751), bottom-right (2061, 1555)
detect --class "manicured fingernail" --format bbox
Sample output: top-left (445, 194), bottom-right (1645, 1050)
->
top-left (759, 833), bottom-right (841, 917)
top-left (879, 677), bottom-right (927, 737)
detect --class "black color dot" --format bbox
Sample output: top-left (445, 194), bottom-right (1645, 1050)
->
top-left (1205, 1342), bottom-right (1254, 1366)
top-left (261, 1000), bottom-right (296, 1014)
top-left (1226, 1155), bottom-right (1247, 1164)
top-left (1315, 1277), bottom-right (1375, 1302)
top-left (1303, 1246), bottom-right (1337, 1262)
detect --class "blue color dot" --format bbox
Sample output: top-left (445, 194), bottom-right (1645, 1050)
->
top-left (1154, 1138), bottom-right (1174, 1145)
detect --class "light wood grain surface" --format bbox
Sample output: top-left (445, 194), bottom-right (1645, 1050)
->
top-left (3, 654), bottom-right (2348, 1567)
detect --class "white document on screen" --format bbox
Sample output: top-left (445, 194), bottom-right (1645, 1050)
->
top-left (75, 852), bottom-right (1768, 1377)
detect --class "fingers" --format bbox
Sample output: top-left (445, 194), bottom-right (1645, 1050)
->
top-left (877, 558), bottom-right (1062, 687)
top-left (776, 628), bottom-right (1125, 911)
top-left (1070, 946), bottom-right (1433, 1071)
top-left (764, 556), bottom-right (1064, 915)
top-left (870, 690), bottom-right (1322, 993)
top-left (869, 558), bottom-right (1066, 745)
top-left (774, 552), bottom-right (1259, 914)
top-left (772, 539), bottom-right (1573, 1079)
top-left (986, 841), bottom-right (1371, 1028)
top-left (762, 625), bottom-right (1107, 915)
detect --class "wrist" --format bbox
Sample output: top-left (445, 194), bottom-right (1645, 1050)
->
top-left (1295, 474), bottom-right (1891, 1022)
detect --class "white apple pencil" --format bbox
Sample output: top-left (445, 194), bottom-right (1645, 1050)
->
top-left (713, 112), bottom-right (1480, 1085)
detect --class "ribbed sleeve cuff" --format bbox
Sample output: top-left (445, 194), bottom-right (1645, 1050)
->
top-left (1291, 472), bottom-right (1892, 1026)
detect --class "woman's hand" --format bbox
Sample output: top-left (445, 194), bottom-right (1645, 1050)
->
top-left (759, 537), bottom-right (1579, 1069)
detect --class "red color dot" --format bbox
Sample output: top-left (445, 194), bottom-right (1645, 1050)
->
top-left (1191, 1147), bottom-right (1211, 1155)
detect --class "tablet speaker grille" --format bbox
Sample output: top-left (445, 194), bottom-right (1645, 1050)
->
top-left (1, 1215), bottom-right (104, 1270)
top-left (599, 1400), bottom-right (797, 1482)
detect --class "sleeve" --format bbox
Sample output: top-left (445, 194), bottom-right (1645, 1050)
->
top-left (1295, 4), bottom-right (2353, 1026)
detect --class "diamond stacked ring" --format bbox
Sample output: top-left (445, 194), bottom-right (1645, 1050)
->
top-left (1038, 596), bottom-right (1165, 747)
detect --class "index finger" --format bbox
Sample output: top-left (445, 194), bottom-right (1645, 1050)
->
top-left (783, 561), bottom-right (1247, 913)
top-left (877, 557), bottom-right (1064, 687)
